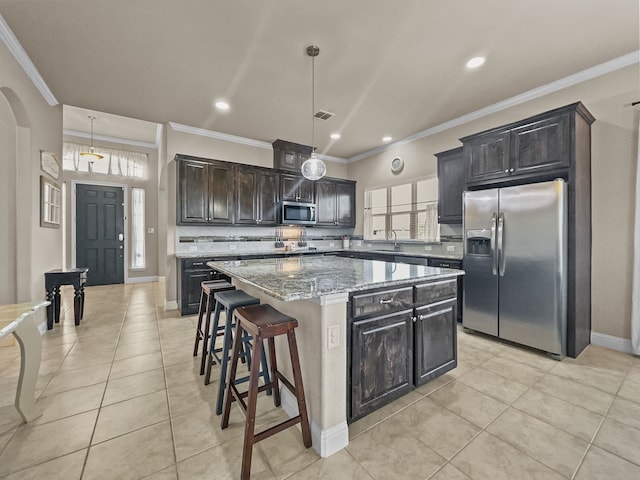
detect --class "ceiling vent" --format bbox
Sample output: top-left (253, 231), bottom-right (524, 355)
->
top-left (314, 109), bottom-right (335, 120)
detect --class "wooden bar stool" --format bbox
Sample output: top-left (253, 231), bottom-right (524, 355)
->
top-left (221, 304), bottom-right (312, 480)
top-left (204, 290), bottom-right (271, 416)
top-left (193, 280), bottom-right (236, 375)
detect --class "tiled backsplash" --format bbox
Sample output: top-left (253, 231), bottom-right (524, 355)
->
top-left (175, 225), bottom-right (462, 258)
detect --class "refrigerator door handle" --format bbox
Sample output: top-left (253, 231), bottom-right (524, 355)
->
top-left (498, 212), bottom-right (505, 276)
top-left (490, 212), bottom-right (498, 275)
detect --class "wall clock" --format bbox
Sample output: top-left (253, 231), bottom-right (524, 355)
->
top-left (391, 156), bottom-right (404, 173)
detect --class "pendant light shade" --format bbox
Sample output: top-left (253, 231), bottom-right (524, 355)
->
top-left (80, 115), bottom-right (104, 161)
top-left (301, 45), bottom-right (326, 181)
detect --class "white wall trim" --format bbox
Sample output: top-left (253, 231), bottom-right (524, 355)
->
top-left (165, 300), bottom-right (178, 311)
top-left (168, 122), bottom-right (273, 149)
top-left (0, 14), bottom-right (58, 106)
top-left (63, 130), bottom-right (159, 150)
top-left (127, 275), bottom-right (159, 284)
top-left (348, 50), bottom-right (640, 163)
top-left (280, 386), bottom-right (349, 458)
top-left (591, 332), bottom-right (635, 355)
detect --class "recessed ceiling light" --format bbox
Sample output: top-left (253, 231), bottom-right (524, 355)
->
top-left (466, 56), bottom-right (486, 69)
top-left (382, 136), bottom-right (392, 142)
top-left (330, 133), bottom-right (341, 140)
top-left (215, 100), bottom-right (230, 110)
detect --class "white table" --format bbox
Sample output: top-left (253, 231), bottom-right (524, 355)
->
top-left (0, 301), bottom-right (49, 422)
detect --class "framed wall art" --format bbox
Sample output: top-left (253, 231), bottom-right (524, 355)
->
top-left (40, 150), bottom-right (60, 180)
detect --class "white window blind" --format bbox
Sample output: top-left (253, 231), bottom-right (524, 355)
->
top-left (63, 142), bottom-right (148, 178)
top-left (131, 188), bottom-right (146, 269)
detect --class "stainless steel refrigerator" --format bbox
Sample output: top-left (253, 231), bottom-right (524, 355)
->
top-left (463, 179), bottom-right (567, 356)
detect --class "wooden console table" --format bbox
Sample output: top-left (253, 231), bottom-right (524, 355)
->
top-left (0, 301), bottom-right (49, 422)
top-left (44, 268), bottom-right (88, 329)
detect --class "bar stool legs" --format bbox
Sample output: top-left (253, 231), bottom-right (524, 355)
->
top-left (221, 305), bottom-right (312, 480)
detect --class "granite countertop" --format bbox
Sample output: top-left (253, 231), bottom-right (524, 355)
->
top-left (207, 256), bottom-right (464, 302)
top-left (177, 249), bottom-right (463, 260)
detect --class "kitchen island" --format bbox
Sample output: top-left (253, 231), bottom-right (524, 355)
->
top-left (208, 255), bottom-right (463, 457)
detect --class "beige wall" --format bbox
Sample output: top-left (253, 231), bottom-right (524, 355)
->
top-left (62, 135), bottom-right (160, 280)
top-left (0, 40), bottom-right (63, 303)
top-left (347, 65), bottom-right (640, 342)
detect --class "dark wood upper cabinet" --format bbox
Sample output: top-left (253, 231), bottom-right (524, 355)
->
top-left (178, 156), bottom-right (234, 225)
top-left (272, 139), bottom-right (313, 172)
top-left (462, 104), bottom-right (581, 187)
top-left (463, 129), bottom-right (511, 184)
top-left (280, 173), bottom-right (315, 203)
top-left (436, 147), bottom-right (464, 224)
top-left (235, 166), bottom-right (278, 225)
top-left (509, 113), bottom-right (570, 175)
top-left (315, 179), bottom-right (356, 227)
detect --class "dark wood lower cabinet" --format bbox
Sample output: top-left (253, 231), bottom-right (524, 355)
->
top-left (348, 279), bottom-right (458, 422)
top-left (350, 310), bottom-right (414, 420)
top-left (179, 258), bottom-right (232, 315)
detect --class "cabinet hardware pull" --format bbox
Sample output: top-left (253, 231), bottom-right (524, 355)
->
top-left (510, 168), bottom-right (515, 172)
top-left (379, 298), bottom-right (394, 304)
top-left (418, 314), bottom-right (429, 320)
top-left (192, 262), bottom-right (204, 266)
top-left (412, 316), bottom-right (417, 322)
top-left (504, 169), bottom-right (509, 173)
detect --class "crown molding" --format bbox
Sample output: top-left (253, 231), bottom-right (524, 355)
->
top-left (0, 14), bottom-right (58, 106)
top-left (63, 129), bottom-right (158, 150)
top-left (348, 50), bottom-right (640, 163)
top-left (317, 153), bottom-right (349, 164)
top-left (168, 122), bottom-right (273, 149)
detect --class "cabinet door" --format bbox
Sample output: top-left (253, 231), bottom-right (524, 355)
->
top-left (280, 173), bottom-right (314, 202)
top-left (464, 130), bottom-right (510, 184)
top-left (256, 170), bottom-right (279, 225)
top-left (436, 148), bottom-right (464, 224)
top-left (336, 181), bottom-right (356, 227)
top-left (315, 180), bottom-right (337, 225)
top-left (414, 298), bottom-right (457, 386)
top-left (209, 162), bottom-right (235, 224)
top-left (183, 268), bottom-right (212, 315)
top-left (235, 168), bottom-right (257, 224)
top-left (510, 113), bottom-right (570, 177)
top-left (178, 160), bottom-right (209, 224)
top-left (350, 309), bottom-right (413, 420)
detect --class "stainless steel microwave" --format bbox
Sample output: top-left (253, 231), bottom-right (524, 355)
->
top-left (281, 201), bottom-right (316, 225)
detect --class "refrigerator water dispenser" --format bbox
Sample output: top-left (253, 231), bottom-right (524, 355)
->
top-left (466, 229), bottom-right (492, 256)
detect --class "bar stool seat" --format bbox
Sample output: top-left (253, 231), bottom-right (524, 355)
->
top-left (221, 304), bottom-right (312, 480)
top-left (193, 280), bottom-right (235, 375)
top-left (204, 290), bottom-right (271, 416)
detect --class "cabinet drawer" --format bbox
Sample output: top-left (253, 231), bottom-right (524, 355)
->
top-left (352, 287), bottom-right (413, 319)
top-left (415, 279), bottom-right (457, 304)
top-left (183, 258), bottom-right (213, 269)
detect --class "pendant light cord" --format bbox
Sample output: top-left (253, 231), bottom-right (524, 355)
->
top-left (311, 53), bottom-right (315, 154)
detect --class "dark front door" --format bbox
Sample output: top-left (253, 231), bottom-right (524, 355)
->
top-left (76, 184), bottom-right (125, 286)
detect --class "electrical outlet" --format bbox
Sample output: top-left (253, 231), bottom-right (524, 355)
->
top-left (424, 245), bottom-right (432, 251)
top-left (356, 240), bottom-right (362, 247)
top-left (229, 244), bottom-right (237, 250)
top-left (329, 242), bottom-right (335, 247)
top-left (147, 227), bottom-right (155, 234)
top-left (446, 245), bottom-right (455, 252)
top-left (366, 243), bottom-right (372, 248)
top-left (188, 245), bottom-right (197, 252)
top-left (328, 325), bottom-right (340, 349)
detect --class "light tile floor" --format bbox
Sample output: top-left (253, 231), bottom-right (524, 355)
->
top-left (0, 281), bottom-right (639, 479)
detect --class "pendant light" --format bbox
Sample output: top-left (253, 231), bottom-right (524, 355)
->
top-left (301, 45), bottom-right (327, 181)
top-left (80, 115), bottom-right (104, 161)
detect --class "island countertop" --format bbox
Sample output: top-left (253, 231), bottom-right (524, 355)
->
top-left (208, 255), bottom-right (464, 302)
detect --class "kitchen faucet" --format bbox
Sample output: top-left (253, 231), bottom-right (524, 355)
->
top-left (390, 230), bottom-right (400, 251)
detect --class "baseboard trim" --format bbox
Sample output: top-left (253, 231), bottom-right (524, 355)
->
top-left (164, 300), bottom-right (178, 311)
top-left (590, 331), bottom-right (635, 354)
top-left (126, 276), bottom-right (159, 284)
top-left (280, 386), bottom-right (349, 458)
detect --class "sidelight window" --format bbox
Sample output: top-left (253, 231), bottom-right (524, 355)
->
top-left (131, 188), bottom-right (146, 269)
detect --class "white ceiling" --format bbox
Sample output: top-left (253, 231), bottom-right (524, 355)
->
top-left (0, 0), bottom-right (638, 159)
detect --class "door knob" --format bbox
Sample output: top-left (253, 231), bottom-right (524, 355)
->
top-left (119, 233), bottom-right (124, 241)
